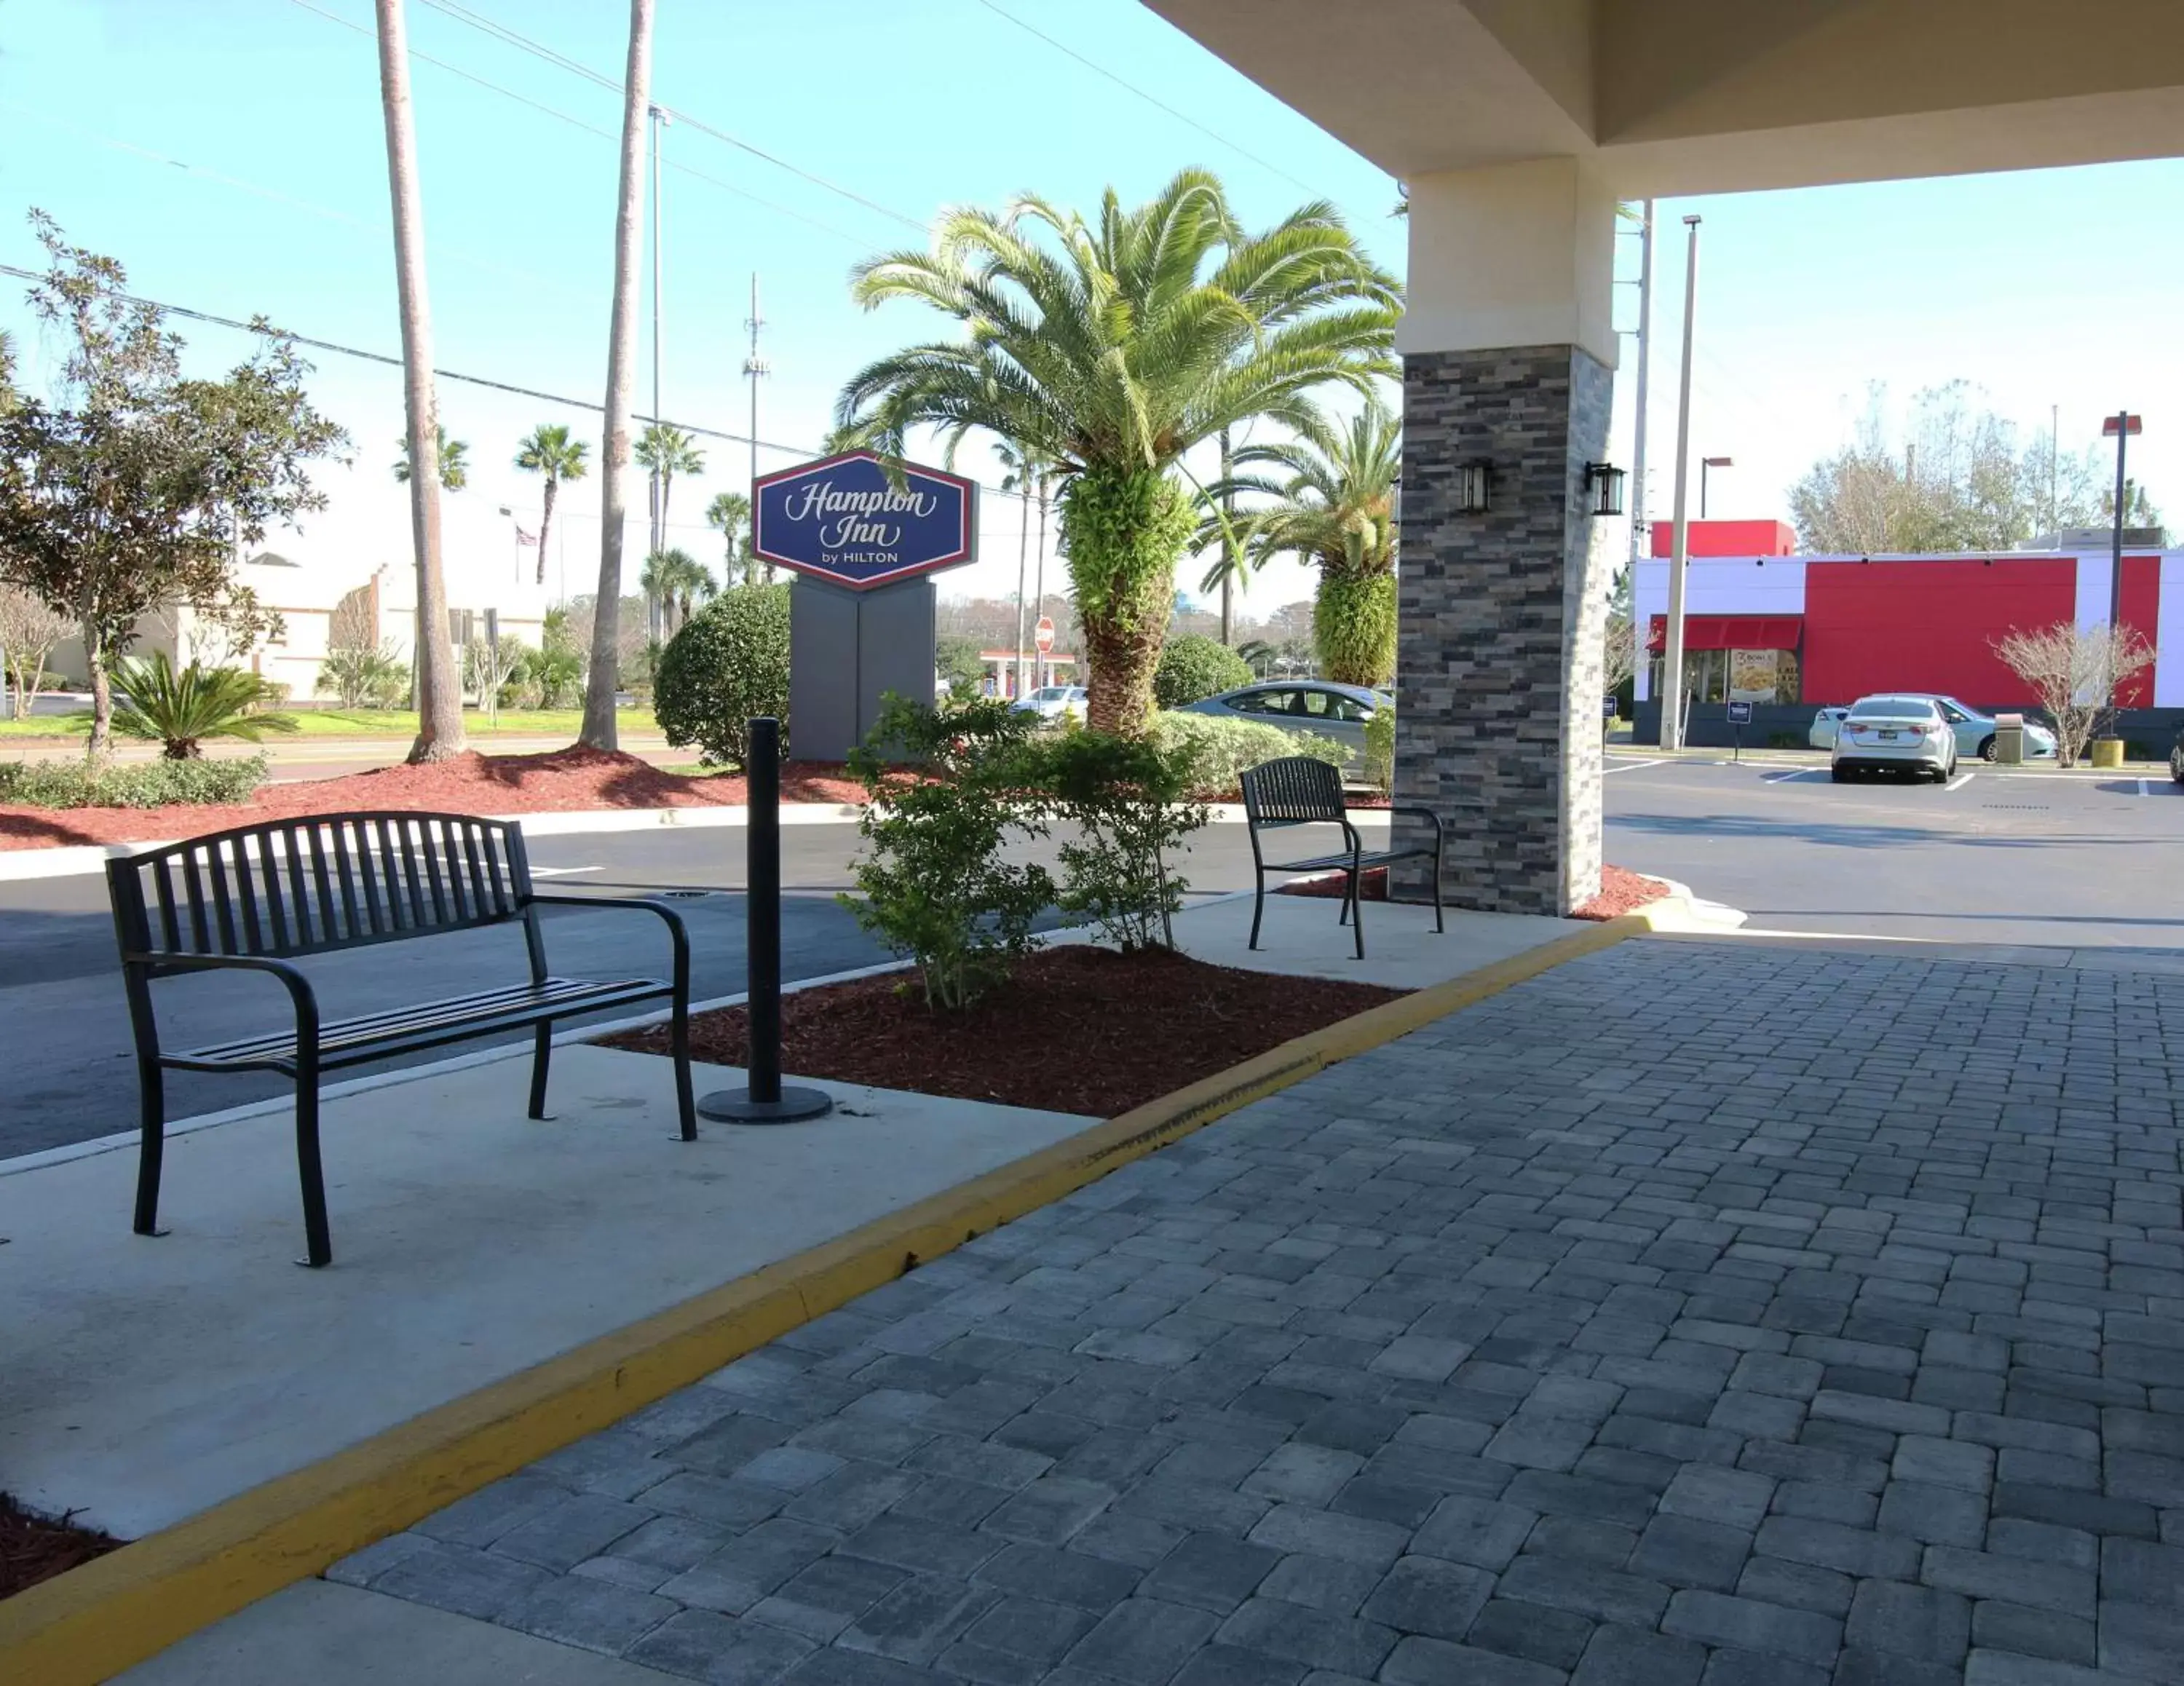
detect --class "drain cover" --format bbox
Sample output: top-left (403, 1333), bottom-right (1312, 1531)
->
top-left (1982, 804), bottom-right (2049, 810)
top-left (661, 889), bottom-right (713, 898)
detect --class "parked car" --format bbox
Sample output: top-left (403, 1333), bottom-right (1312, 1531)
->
top-left (1808, 706), bottom-right (1850, 749)
top-left (1013, 684), bottom-right (1086, 723)
top-left (1912, 694), bottom-right (2057, 761)
top-left (1176, 680), bottom-right (1385, 762)
top-left (2171, 722), bottom-right (2184, 785)
top-left (1831, 694), bottom-right (1959, 782)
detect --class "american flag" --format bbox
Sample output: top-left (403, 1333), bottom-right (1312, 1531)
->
top-left (515, 526), bottom-right (539, 547)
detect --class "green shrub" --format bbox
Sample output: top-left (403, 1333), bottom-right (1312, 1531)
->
top-left (653, 583), bottom-right (791, 769)
top-left (318, 641), bottom-right (409, 708)
top-left (0, 754), bottom-right (269, 810)
top-left (1031, 729), bottom-right (1206, 952)
top-left (844, 695), bottom-right (1053, 1010)
top-left (1149, 711), bottom-right (1347, 799)
top-left (111, 655), bottom-right (298, 759)
top-left (1152, 634), bottom-right (1253, 709)
top-left (1362, 703), bottom-right (1395, 793)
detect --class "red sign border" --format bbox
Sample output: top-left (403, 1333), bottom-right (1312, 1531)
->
top-left (752, 450), bottom-right (978, 591)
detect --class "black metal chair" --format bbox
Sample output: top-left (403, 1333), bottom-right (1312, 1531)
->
top-left (106, 811), bottom-right (695, 1266)
top-left (1239, 756), bottom-right (1444, 959)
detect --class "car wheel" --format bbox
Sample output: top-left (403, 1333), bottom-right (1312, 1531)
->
top-left (1979, 736), bottom-right (1998, 761)
top-left (1831, 767), bottom-right (1849, 783)
top-left (2172, 748), bottom-right (2184, 786)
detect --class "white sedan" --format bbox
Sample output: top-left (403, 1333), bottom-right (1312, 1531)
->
top-left (1012, 684), bottom-right (1087, 723)
top-left (1831, 694), bottom-right (1959, 783)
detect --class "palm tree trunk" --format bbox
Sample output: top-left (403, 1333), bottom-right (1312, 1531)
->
top-left (582, 0), bottom-right (654, 751)
top-left (375, 0), bottom-right (465, 764)
top-left (537, 474), bottom-right (555, 587)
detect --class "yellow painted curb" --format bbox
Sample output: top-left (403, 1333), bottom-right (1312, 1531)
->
top-left (0, 906), bottom-right (1663, 1685)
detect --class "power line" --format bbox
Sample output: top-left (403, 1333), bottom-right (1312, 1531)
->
top-left (0, 264), bottom-right (1043, 505)
top-left (411, 0), bottom-right (929, 232)
top-left (972, 0), bottom-right (1324, 197)
top-left (280, 0), bottom-right (873, 248)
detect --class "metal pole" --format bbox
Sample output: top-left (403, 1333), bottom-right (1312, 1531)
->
top-left (1219, 425), bottom-right (1235, 644)
top-left (696, 716), bottom-right (831, 1123)
top-left (1661, 215), bottom-right (1702, 751)
top-left (1629, 200), bottom-right (1653, 566)
top-left (2110, 411), bottom-right (2129, 711)
top-left (647, 105), bottom-right (665, 561)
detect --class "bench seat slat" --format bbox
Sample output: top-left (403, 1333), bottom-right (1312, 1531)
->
top-left (1262, 842), bottom-right (1438, 874)
top-left (169, 975), bottom-right (668, 1072)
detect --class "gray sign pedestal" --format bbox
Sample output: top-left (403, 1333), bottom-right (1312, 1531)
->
top-left (788, 573), bottom-right (936, 763)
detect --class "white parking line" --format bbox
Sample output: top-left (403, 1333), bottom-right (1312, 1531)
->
top-left (1762, 768), bottom-right (1826, 783)
top-left (2140, 779), bottom-right (2152, 797)
top-left (529, 865), bottom-right (604, 877)
top-left (1603, 758), bottom-right (1667, 774)
top-left (1944, 769), bottom-right (1977, 792)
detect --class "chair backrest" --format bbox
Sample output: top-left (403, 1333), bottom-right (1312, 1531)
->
top-left (1241, 756), bottom-right (1348, 826)
top-left (107, 811), bottom-right (531, 964)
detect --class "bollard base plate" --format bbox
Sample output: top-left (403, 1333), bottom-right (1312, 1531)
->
top-left (697, 1085), bottom-right (835, 1125)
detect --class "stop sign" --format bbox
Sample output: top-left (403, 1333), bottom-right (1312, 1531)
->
top-left (1034, 616), bottom-right (1056, 654)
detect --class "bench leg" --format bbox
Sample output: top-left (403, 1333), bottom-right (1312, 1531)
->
top-left (132, 1057), bottom-right (168, 1238)
top-left (529, 1023), bottom-right (553, 1120)
top-left (294, 1071), bottom-right (332, 1268)
top-left (1431, 840), bottom-right (1445, 934)
top-left (671, 1004), bottom-right (697, 1143)
top-left (1248, 873), bottom-right (1267, 951)
top-left (1350, 874), bottom-right (1366, 960)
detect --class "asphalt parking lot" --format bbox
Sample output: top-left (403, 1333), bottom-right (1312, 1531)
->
top-left (1605, 753), bottom-right (2184, 951)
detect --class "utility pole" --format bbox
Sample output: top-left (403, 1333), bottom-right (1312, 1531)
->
top-left (1661, 214), bottom-right (1702, 753)
top-left (1219, 425), bottom-right (1236, 644)
top-left (646, 105), bottom-right (668, 566)
top-left (2104, 411), bottom-right (2142, 671)
top-left (1629, 200), bottom-right (1654, 566)
top-left (743, 272), bottom-right (769, 580)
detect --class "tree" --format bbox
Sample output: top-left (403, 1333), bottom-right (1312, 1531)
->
top-left (640, 547), bottom-right (713, 637)
top-left (1204, 395), bottom-right (1401, 686)
top-left (652, 583), bottom-right (791, 769)
top-left (464, 633), bottom-right (526, 724)
top-left (1602, 565), bottom-right (1638, 701)
top-left (373, 0), bottom-right (464, 763)
top-left (1153, 633), bottom-right (1252, 708)
top-left (580, 0), bottom-right (654, 751)
top-left (634, 422), bottom-right (704, 533)
top-left (1992, 621), bottom-right (2155, 767)
top-left (935, 633), bottom-right (986, 694)
top-left (0, 584), bottom-right (73, 719)
top-left (0, 214), bottom-right (344, 756)
top-left (835, 170), bottom-right (1399, 735)
top-left (514, 423), bottom-right (587, 587)
top-left (391, 422), bottom-right (467, 491)
top-left (1789, 384), bottom-right (2167, 553)
top-left (704, 489), bottom-right (755, 584)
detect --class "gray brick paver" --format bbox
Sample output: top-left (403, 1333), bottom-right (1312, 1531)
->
top-left (357, 942), bottom-right (2184, 1686)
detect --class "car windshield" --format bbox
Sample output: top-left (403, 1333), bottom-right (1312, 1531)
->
top-left (1849, 697), bottom-right (1935, 720)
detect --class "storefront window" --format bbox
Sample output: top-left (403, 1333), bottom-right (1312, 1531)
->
top-left (1647, 647), bottom-right (1803, 705)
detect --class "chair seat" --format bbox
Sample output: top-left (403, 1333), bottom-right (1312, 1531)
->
top-left (171, 975), bottom-right (668, 1072)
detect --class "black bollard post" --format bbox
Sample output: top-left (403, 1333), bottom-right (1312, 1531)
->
top-left (697, 717), bottom-right (833, 1124)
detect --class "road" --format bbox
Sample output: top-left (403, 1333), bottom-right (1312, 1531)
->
top-left (1605, 751), bottom-right (2184, 948)
top-left (4, 755), bottom-right (2179, 1157)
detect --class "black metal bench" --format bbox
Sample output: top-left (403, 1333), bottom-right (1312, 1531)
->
top-left (106, 810), bottom-right (695, 1266)
top-left (1241, 756), bottom-right (1444, 959)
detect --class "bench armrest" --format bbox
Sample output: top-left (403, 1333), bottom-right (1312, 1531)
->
top-left (523, 893), bottom-right (692, 990)
top-left (125, 951), bottom-right (323, 1048)
top-left (1386, 804), bottom-right (1445, 842)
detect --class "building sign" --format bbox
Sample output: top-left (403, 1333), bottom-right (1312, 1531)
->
top-left (753, 451), bottom-right (976, 591)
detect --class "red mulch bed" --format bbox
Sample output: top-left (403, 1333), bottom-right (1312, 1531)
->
top-left (1, 1493), bottom-right (122, 1603)
top-left (1279, 861), bottom-right (1671, 922)
top-left (601, 944), bottom-right (1406, 1117)
top-left (0, 748), bottom-right (871, 852)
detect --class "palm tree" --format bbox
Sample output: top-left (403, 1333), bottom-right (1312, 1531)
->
top-left (111, 654), bottom-right (300, 759)
top-left (705, 490), bottom-right (753, 584)
top-left (635, 422), bottom-right (705, 534)
top-left (580, 0), bottom-right (654, 751)
top-left (1206, 396), bottom-right (1402, 687)
top-left (835, 170), bottom-right (1398, 734)
top-left (373, 0), bottom-right (464, 761)
top-left (514, 424), bottom-right (587, 587)
top-left (641, 547), bottom-right (712, 637)
top-left (392, 422), bottom-right (469, 491)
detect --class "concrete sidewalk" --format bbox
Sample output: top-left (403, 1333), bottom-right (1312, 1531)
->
top-left (0, 1045), bottom-right (1094, 1537)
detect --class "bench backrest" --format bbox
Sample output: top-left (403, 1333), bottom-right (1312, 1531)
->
top-left (1241, 756), bottom-right (1348, 826)
top-left (108, 812), bottom-right (533, 964)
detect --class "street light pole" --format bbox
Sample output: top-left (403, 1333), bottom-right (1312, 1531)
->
top-left (2103, 410), bottom-right (2142, 708)
top-left (1661, 215), bottom-right (1702, 752)
top-left (646, 104), bottom-right (668, 561)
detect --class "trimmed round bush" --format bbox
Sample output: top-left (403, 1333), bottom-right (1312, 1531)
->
top-left (1152, 634), bottom-right (1253, 709)
top-left (653, 583), bottom-right (791, 769)
top-left (1149, 711), bottom-right (1348, 799)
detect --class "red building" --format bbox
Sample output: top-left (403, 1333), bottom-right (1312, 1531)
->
top-left (1634, 521), bottom-right (2180, 711)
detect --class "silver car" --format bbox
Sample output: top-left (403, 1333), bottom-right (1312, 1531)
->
top-left (1831, 694), bottom-right (1959, 783)
top-left (1012, 684), bottom-right (1087, 723)
top-left (1808, 707), bottom-right (1850, 749)
top-left (1176, 681), bottom-right (1385, 760)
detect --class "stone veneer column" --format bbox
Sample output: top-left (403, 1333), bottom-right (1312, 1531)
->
top-left (1393, 344), bottom-right (1613, 916)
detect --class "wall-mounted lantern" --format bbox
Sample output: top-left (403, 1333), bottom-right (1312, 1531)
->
top-left (1453, 460), bottom-right (1493, 515)
top-left (1585, 462), bottom-right (1626, 517)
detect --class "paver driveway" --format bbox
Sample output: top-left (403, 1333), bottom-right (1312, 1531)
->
top-left (341, 939), bottom-right (2184, 1685)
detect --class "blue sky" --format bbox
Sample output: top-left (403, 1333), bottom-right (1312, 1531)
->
top-left (3, 0), bottom-right (2180, 614)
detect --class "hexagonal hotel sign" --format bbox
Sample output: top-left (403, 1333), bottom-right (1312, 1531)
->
top-left (752, 450), bottom-right (978, 590)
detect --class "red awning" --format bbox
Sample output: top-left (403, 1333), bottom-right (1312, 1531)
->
top-left (1646, 614), bottom-right (1803, 653)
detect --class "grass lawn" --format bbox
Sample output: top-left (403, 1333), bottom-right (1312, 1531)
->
top-left (0, 707), bottom-right (661, 742)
